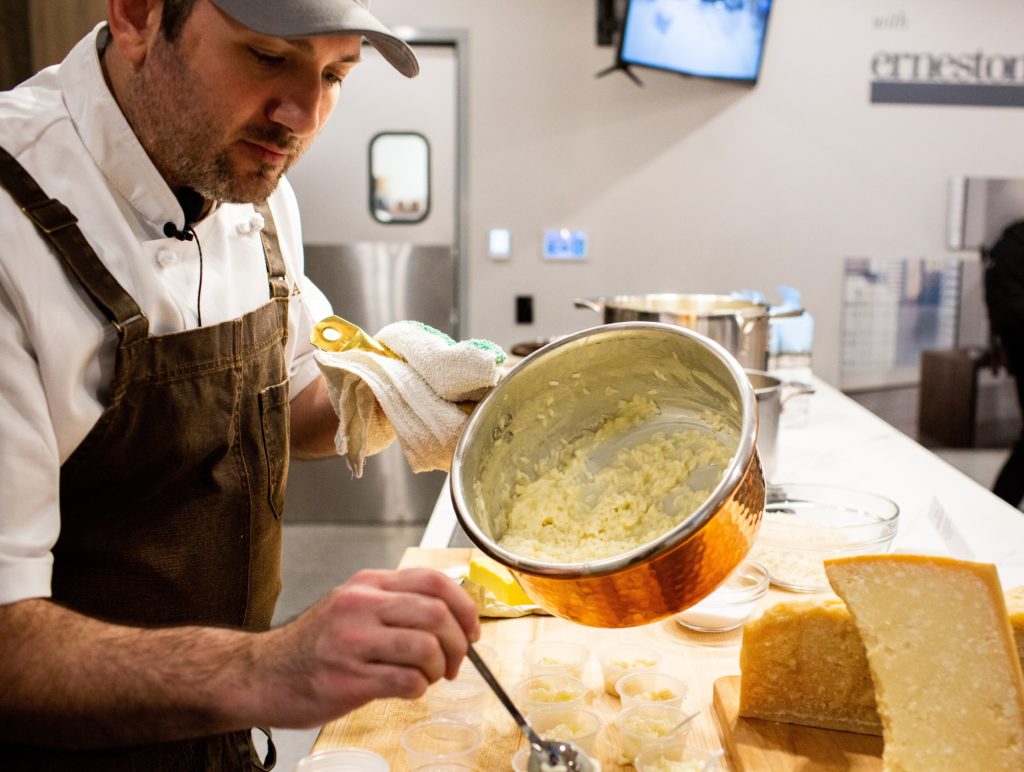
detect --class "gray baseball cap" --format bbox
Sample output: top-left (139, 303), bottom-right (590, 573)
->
top-left (210, 0), bottom-right (418, 77)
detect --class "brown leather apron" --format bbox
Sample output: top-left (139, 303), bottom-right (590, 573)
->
top-left (0, 147), bottom-right (290, 771)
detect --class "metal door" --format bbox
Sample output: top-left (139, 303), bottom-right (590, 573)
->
top-left (285, 38), bottom-right (464, 523)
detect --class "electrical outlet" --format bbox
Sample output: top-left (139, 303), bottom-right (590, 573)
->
top-left (515, 295), bottom-right (534, 324)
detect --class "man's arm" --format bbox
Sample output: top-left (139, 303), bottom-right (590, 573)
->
top-left (289, 375), bottom-right (340, 459)
top-left (0, 568), bottom-right (479, 749)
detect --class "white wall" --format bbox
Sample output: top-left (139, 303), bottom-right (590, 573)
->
top-left (366, 0), bottom-right (1024, 385)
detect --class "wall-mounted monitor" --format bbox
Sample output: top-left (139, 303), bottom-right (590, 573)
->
top-left (617, 0), bottom-right (773, 84)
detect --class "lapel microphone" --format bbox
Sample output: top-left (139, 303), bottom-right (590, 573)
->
top-left (163, 188), bottom-right (205, 241)
top-left (163, 221), bottom-right (194, 241)
top-left (163, 187), bottom-right (207, 325)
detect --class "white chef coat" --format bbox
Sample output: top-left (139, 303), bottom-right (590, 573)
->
top-left (0, 26), bottom-right (333, 605)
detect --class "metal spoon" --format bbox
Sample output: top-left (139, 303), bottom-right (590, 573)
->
top-left (465, 645), bottom-right (592, 772)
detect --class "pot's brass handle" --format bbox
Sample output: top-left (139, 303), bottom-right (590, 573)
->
top-left (310, 315), bottom-right (404, 360)
top-left (312, 315), bottom-right (478, 415)
top-left (573, 298), bottom-right (603, 313)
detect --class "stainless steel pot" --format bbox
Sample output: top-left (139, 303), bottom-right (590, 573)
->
top-left (745, 370), bottom-right (816, 480)
top-left (575, 294), bottom-right (803, 371)
top-left (451, 322), bottom-right (765, 628)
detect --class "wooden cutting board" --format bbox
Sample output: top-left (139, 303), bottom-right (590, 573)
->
top-left (712, 676), bottom-right (883, 771)
top-left (314, 548), bottom-right (747, 770)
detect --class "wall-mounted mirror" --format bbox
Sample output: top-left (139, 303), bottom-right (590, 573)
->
top-left (369, 132), bottom-right (430, 224)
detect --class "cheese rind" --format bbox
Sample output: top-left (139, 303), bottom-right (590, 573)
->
top-left (739, 597), bottom-right (882, 735)
top-left (825, 555), bottom-right (1024, 771)
top-left (1007, 585), bottom-right (1024, 664)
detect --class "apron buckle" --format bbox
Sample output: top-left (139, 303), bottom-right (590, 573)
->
top-left (112, 312), bottom-right (146, 341)
top-left (22, 198), bottom-right (78, 234)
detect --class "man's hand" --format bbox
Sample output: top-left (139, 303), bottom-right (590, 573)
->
top-left (0, 569), bottom-right (479, 747)
top-left (249, 568), bottom-right (481, 728)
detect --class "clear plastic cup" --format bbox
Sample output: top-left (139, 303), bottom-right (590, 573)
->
top-left (616, 670), bottom-right (689, 709)
top-left (527, 705), bottom-right (602, 754)
top-left (424, 673), bottom-right (490, 726)
top-left (635, 745), bottom-right (725, 771)
top-left (458, 643), bottom-right (496, 680)
top-left (523, 641), bottom-right (590, 679)
top-left (513, 673), bottom-right (587, 715)
top-left (399, 719), bottom-right (482, 770)
top-left (614, 704), bottom-right (697, 765)
top-left (597, 642), bottom-right (662, 695)
top-left (294, 748), bottom-right (390, 771)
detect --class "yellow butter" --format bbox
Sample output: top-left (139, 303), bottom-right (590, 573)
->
top-left (468, 550), bottom-right (533, 606)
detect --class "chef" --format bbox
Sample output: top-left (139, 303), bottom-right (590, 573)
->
top-left (0, 0), bottom-right (479, 769)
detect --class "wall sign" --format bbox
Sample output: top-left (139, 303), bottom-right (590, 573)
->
top-left (871, 49), bottom-right (1024, 107)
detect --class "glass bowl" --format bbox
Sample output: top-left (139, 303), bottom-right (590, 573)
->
top-left (597, 642), bottom-right (663, 695)
top-left (527, 705), bottom-right (602, 753)
top-left (523, 640), bottom-right (590, 679)
top-left (747, 483), bottom-right (899, 593)
top-left (399, 719), bottom-right (482, 770)
top-left (614, 704), bottom-right (697, 765)
top-left (514, 673), bottom-right (587, 715)
top-left (616, 671), bottom-right (689, 709)
top-left (674, 560), bottom-right (769, 632)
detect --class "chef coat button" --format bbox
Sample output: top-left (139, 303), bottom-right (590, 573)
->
top-left (156, 249), bottom-right (177, 267)
top-left (236, 213), bottom-right (265, 235)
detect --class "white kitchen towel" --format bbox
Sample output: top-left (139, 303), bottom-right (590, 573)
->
top-left (315, 321), bottom-right (506, 477)
top-left (376, 320), bottom-right (506, 402)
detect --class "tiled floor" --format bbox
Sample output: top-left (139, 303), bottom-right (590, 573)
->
top-left (267, 385), bottom-right (1021, 770)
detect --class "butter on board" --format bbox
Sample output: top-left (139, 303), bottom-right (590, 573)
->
top-left (468, 550), bottom-right (533, 606)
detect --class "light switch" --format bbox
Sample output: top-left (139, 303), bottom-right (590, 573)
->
top-left (488, 228), bottom-right (511, 260)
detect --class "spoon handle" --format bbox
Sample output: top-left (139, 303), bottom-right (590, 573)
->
top-left (465, 644), bottom-right (547, 754)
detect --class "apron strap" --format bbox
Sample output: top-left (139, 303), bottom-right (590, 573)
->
top-left (0, 145), bottom-right (149, 345)
top-left (254, 201), bottom-right (290, 300)
top-left (251, 727), bottom-right (278, 771)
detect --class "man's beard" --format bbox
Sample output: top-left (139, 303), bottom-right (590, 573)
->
top-left (121, 36), bottom-right (304, 204)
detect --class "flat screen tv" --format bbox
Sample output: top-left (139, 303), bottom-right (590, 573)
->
top-left (616, 0), bottom-right (773, 84)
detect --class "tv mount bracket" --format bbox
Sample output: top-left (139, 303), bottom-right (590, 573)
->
top-left (595, 59), bottom-right (643, 86)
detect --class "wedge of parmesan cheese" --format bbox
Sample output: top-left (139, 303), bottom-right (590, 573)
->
top-left (739, 596), bottom-right (882, 735)
top-left (739, 586), bottom-right (1024, 738)
top-left (825, 555), bottom-right (1024, 771)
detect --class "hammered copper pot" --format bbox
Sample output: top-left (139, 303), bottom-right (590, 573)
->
top-left (450, 322), bottom-right (765, 628)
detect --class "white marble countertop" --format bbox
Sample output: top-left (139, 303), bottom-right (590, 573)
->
top-left (422, 376), bottom-right (1024, 587)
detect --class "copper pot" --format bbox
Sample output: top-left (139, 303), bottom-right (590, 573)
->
top-left (450, 323), bottom-right (765, 628)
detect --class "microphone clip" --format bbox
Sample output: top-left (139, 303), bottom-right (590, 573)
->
top-left (163, 221), bottom-right (195, 241)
